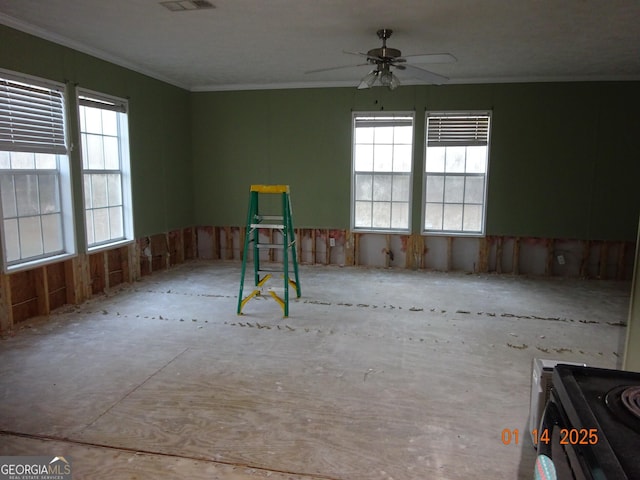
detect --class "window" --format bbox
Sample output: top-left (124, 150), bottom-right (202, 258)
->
top-left (352, 112), bottom-right (413, 232)
top-left (423, 112), bottom-right (491, 235)
top-left (78, 90), bottom-right (133, 249)
top-left (0, 72), bottom-right (75, 270)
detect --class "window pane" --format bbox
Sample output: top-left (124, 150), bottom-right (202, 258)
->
top-left (85, 210), bottom-right (95, 245)
top-left (425, 203), bottom-right (443, 230)
top-left (443, 204), bottom-right (463, 230)
top-left (11, 152), bottom-right (35, 169)
top-left (102, 110), bottom-right (118, 136)
top-left (354, 144), bottom-right (373, 171)
top-left (445, 147), bottom-right (465, 173)
top-left (355, 201), bottom-right (371, 227)
top-left (392, 175), bottom-right (410, 201)
top-left (355, 174), bottom-right (373, 201)
top-left (391, 202), bottom-right (409, 229)
top-left (3, 218), bottom-right (19, 262)
top-left (38, 174), bottom-right (60, 214)
top-left (463, 204), bottom-right (482, 232)
top-left (83, 175), bottom-right (93, 209)
top-left (87, 134), bottom-right (105, 169)
top-left (374, 126), bottom-right (394, 143)
top-left (93, 208), bottom-right (110, 243)
top-left (466, 146), bottom-right (487, 173)
top-left (426, 176), bottom-right (444, 203)
top-left (354, 126), bottom-right (374, 144)
top-left (109, 206), bottom-right (124, 239)
top-left (35, 153), bottom-right (57, 170)
top-left (444, 176), bottom-right (464, 203)
top-left (373, 145), bottom-right (393, 171)
top-left (15, 175), bottom-right (40, 216)
top-left (104, 136), bottom-right (120, 170)
top-left (107, 174), bottom-right (123, 205)
top-left (19, 216), bottom-right (43, 258)
top-left (79, 105), bottom-right (87, 132)
top-left (81, 133), bottom-right (89, 169)
top-left (1, 175), bottom-right (17, 217)
top-left (0, 151), bottom-right (10, 169)
top-left (84, 106), bottom-right (103, 134)
top-left (393, 144), bottom-right (412, 172)
top-left (42, 213), bottom-right (63, 253)
top-left (91, 174), bottom-right (108, 208)
top-left (373, 175), bottom-right (392, 201)
top-left (372, 202), bottom-right (391, 228)
top-left (394, 125), bottom-right (412, 144)
top-left (426, 146), bottom-right (445, 172)
top-left (465, 176), bottom-right (485, 204)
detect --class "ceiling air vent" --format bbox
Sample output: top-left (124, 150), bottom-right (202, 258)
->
top-left (160, 0), bottom-right (215, 11)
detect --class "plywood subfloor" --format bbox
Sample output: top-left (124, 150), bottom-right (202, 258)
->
top-left (0, 261), bottom-right (630, 479)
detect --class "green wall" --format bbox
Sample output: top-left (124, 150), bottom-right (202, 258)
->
top-left (192, 81), bottom-right (640, 240)
top-left (3, 24), bottom-right (639, 242)
top-left (0, 25), bottom-right (193, 241)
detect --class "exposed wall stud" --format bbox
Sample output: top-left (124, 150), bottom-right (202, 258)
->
top-left (345, 230), bottom-right (354, 266)
top-left (0, 272), bottom-right (14, 331)
top-left (580, 240), bottom-right (591, 278)
top-left (478, 237), bottom-right (489, 273)
top-left (312, 229), bottom-right (317, 264)
top-left (385, 234), bottom-right (391, 268)
top-left (354, 233), bottom-right (360, 266)
top-left (599, 242), bottom-right (609, 279)
top-left (496, 237), bottom-right (504, 273)
top-left (34, 267), bottom-right (51, 316)
top-left (545, 239), bottom-right (555, 276)
top-left (325, 229), bottom-right (330, 265)
top-left (617, 242), bottom-right (627, 280)
top-left (512, 237), bottom-right (521, 275)
top-left (213, 227), bottom-right (220, 259)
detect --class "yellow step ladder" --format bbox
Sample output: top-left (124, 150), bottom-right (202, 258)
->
top-left (237, 185), bottom-right (301, 317)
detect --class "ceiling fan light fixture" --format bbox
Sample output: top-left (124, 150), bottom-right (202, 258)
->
top-left (160, 0), bottom-right (215, 12)
top-left (389, 72), bottom-right (401, 90)
top-left (358, 70), bottom-right (378, 89)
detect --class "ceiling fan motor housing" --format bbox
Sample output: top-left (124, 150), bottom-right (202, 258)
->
top-left (368, 28), bottom-right (402, 63)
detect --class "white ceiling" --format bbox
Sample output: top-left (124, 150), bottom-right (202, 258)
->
top-left (1, 0), bottom-right (639, 91)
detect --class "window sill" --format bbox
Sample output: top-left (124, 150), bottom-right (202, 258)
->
top-left (87, 238), bottom-right (135, 255)
top-left (4, 252), bottom-right (77, 274)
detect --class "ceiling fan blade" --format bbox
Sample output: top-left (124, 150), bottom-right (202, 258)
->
top-left (400, 64), bottom-right (449, 84)
top-left (305, 63), bottom-right (370, 74)
top-left (402, 53), bottom-right (457, 64)
top-left (343, 50), bottom-right (382, 62)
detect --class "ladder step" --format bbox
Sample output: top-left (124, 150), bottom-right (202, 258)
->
top-left (250, 223), bottom-right (285, 230)
top-left (255, 241), bottom-right (296, 249)
top-left (258, 267), bottom-right (296, 273)
top-left (257, 215), bottom-right (283, 221)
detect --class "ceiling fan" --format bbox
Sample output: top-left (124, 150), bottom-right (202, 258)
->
top-left (306, 29), bottom-right (456, 90)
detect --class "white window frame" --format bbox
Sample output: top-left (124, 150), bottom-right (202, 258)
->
top-left (0, 69), bottom-right (76, 272)
top-left (351, 112), bottom-right (414, 233)
top-left (77, 88), bottom-right (134, 252)
top-left (423, 111), bottom-right (491, 236)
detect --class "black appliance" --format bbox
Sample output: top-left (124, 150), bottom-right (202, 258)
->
top-left (538, 364), bottom-right (640, 479)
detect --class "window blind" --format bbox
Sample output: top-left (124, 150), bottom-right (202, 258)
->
top-left (427, 114), bottom-right (490, 146)
top-left (0, 76), bottom-right (67, 154)
top-left (78, 94), bottom-right (127, 113)
top-left (355, 115), bottom-right (413, 128)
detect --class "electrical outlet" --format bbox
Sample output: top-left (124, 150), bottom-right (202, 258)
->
top-left (557, 254), bottom-right (565, 265)
top-left (329, 237), bottom-right (336, 247)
